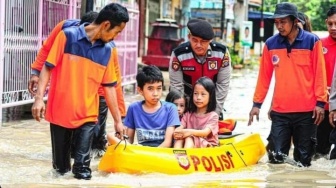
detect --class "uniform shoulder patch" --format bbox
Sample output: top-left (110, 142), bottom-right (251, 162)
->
top-left (323, 47), bottom-right (328, 54)
top-left (172, 61), bottom-right (180, 71)
top-left (222, 52), bottom-right (230, 68)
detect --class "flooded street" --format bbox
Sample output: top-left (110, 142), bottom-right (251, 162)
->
top-left (1, 68), bottom-right (336, 187)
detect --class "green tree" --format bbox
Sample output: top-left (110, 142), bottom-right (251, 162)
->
top-left (263, 0), bottom-right (336, 31)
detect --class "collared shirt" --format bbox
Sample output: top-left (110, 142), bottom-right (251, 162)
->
top-left (194, 45), bottom-right (212, 64)
top-left (253, 29), bottom-right (327, 112)
top-left (321, 35), bottom-right (336, 110)
top-left (31, 20), bottom-right (126, 117)
top-left (31, 19), bottom-right (80, 75)
top-left (45, 24), bottom-right (117, 128)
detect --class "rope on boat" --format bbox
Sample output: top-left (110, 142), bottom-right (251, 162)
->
top-left (114, 134), bottom-right (129, 151)
top-left (228, 143), bottom-right (247, 167)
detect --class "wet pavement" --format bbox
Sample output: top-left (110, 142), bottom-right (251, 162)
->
top-left (1, 67), bottom-right (336, 187)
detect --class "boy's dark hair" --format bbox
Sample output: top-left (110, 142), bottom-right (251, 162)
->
top-left (136, 65), bottom-right (164, 89)
top-left (80, 11), bottom-right (99, 24)
top-left (94, 3), bottom-right (129, 30)
top-left (189, 76), bottom-right (216, 113)
top-left (166, 88), bottom-right (189, 108)
top-left (327, 6), bottom-right (336, 17)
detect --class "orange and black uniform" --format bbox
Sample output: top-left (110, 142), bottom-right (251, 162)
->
top-left (253, 29), bottom-right (327, 166)
top-left (316, 36), bottom-right (336, 155)
top-left (45, 24), bottom-right (118, 174)
top-left (31, 19), bottom-right (126, 151)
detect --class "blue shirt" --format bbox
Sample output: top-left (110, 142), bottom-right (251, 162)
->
top-left (124, 101), bottom-right (180, 146)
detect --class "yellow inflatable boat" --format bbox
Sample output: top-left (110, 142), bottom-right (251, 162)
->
top-left (98, 133), bottom-right (265, 175)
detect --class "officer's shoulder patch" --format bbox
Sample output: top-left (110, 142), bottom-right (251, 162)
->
top-left (222, 60), bottom-right (230, 68)
top-left (172, 61), bottom-right (180, 71)
top-left (222, 53), bottom-right (230, 68)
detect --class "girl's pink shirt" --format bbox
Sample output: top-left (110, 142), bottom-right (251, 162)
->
top-left (181, 111), bottom-right (219, 146)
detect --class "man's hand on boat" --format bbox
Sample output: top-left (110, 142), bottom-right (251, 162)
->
top-left (107, 131), bottom-right (131, 146)
top-left (114, 122), bottom-right (127, 139)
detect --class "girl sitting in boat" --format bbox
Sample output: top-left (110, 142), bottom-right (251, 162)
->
top-left (107, 65), bottom-right (180, 147)
top-left (173, 76), bottom-right (219, 148)
top-left (165, 88), bottom-right (188, 120)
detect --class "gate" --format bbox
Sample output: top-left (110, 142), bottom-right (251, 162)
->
top-left (92, 0), bottom-right (139, 88)
top-left (0, 0), bottom-right (139, 123)
top-left (0, 0), bottom-right (80, 122)
top-left (114, 1), bottom-right (139, 88)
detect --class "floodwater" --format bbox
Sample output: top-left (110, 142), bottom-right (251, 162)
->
top-left (1, 68), bottom-right (336, 187)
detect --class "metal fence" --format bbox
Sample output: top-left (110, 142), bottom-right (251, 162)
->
top-left (93, 0), bottom-right (139, 87)
top-left (0, 0), bottom-right (139, 123)
top-left (114, 1), bottom-right (139, 87)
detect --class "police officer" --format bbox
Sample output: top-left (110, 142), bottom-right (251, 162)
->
top-left (169, 19), bottom-right (231, 120)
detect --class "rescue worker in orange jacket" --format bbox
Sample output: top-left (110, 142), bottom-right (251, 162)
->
top-left (248, 2), bottom-right (327, 167)
top-left (28, 11), bottom-right (126, 157)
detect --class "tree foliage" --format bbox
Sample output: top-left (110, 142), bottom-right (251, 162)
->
top-left (263, 0), bottom-right (336, 31)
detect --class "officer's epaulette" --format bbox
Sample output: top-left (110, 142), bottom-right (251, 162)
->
top-left (210, 42), bottom-right (227, 52)
top-left (173, 42), bottom-right (192, 56)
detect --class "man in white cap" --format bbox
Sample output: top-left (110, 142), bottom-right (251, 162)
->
top-left (169, 18), bottom-right (231, 120)
top-left (248, 2), bottom-right (327, 167)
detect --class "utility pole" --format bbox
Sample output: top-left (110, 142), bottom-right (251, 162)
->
top-left (86, 0), bottom-right (94, 12)
top-left (80, 0), bottom-right (87, 17)
top-left (260, 0), bottom-right (264, 56)
top-left (80, 0), bottom-right (94, 17)
top-left (220, 0), bottom-right (226, 39)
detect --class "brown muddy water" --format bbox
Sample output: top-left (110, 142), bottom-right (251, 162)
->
top-left (1, 69), bottom-right (336, 187)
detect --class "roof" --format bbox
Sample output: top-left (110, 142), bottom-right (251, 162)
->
top-left (151, 18), bottom-right (180, 28)
top-left (155, 18), bottom-right (178, 24)
top-left (248, 11), bottom-right (274, 19)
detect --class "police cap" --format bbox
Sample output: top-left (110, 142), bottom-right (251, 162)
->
top-left (187, 19), bottom-right (214, 40)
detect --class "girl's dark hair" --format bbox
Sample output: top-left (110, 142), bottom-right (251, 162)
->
top-left (189, 76), bottom-right (216, 113)
top-left (136, 65), bottom-right (163, 89)
top-left (166, 88), bottom-right (189, 107)
top-left (303, 13), bottom-right (312, 32)
top-left (94, 3), bottom-right (129, 30)
top-left (298, 12), bottom-right (312, 32)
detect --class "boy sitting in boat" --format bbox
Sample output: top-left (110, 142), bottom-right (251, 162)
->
top-left (173, 77), bottom-right (219, 148)
top-left (107, 65), bottom-right (180, 147)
